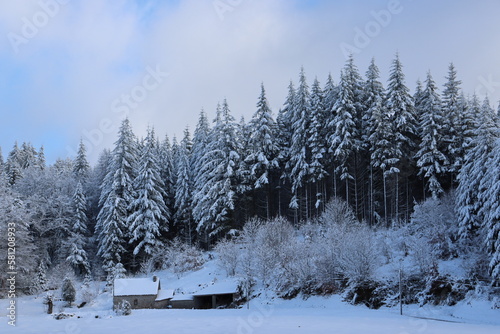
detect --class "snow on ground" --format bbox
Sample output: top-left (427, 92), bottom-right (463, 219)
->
top-left (1, 257), bottom-right (499, 334)
top-left (1, 294), bottom-right (500, 334)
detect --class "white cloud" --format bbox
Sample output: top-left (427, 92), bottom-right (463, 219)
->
top-left (0, 0), bottom-right (499, 164)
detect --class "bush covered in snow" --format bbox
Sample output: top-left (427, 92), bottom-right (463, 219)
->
top-left (115, 299), bottom-right (131, 316)
top-left (214, 199), bottom-right (382, 298)
top-left (213, 194), bottom-right (492, 308)
top-left (61, 277), bottom-right (76, 306)
top-left (141, 239), bottom-right (205, 278)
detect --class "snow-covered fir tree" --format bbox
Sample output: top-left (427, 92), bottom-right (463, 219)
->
top-left (245, 83), bottom-right (279, 219)
top-left (481, 138), bottom-right (500, 281)
top-left (96, 118), bottom-right (137, 274)
top-left (369, 96), bottom-right (399, 225)
top-left (323, 73), bottom-right (339, 121)
top-left (456, 96), bottom-right (497, 240)
top-left (287, 68), bottom-right (311, 219)
top-left (174, 128), bottom-right (194, 244)
top-left (322, 73), bottom-right (338, 175)
top-left (190, 110), bottom-right (211, 236)
top-left (384, 53), bottom-right (418, 221)
top-left (37, 146), bottom-right (46, 170)
top-left (363, 58), bottom-right (385, 146)
top-left (307, 77), bottom-right (328, 211)
top-left (193, 100), bottom-right (242, 239)
top-left (67, 181), bottom-right (90, 276)
top-left (441, 63), bottom-right (462, 180)
top-left (328, 68), bottom-right (358, 203)
top-left (158, 134), bottom-right (176, 224)
top-left (128, 128), bottom-right (169, 261)
top-left (415, 71), bottom-right (448, 199)
top-left (5, 142), bottom-right (22, 185)
top-left (73, 140), bottom-right (90, 181)
top-left (33, 261), bottom-right (48, 293)
top-left (276, 81), bottom-right (295, 182)
top-left (19, 142), bottom-right (38, 169)
top-left (274, 81), bottom-right (295, 217)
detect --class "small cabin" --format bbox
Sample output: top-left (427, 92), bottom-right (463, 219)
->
top-left (113, 276), bottom-right (174, 309)
top-left (192, 279), bottom-right (240, 309)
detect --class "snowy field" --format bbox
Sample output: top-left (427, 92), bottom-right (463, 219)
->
top-left (2, 293), bottom-right (500, 334)
top-left (2, 260), bottom-right (499, 334)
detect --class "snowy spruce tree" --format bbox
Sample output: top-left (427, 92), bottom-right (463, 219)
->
top-left (481, 139), bottom-right (500, 281)
top-left (158, 134), bottom-right (176, 223)
top-left (456, 96), bottom-right (497, 240)
top-left (191, 110), bottom-right (211, 235)
top-left (37, 146), bottom-right (46, 170)
top-left (415, 71), bottom-right (448, 199)
top-left (174, 128), bottom-right (194, 244)
top-left (384, 53), bottom-right (417, 221)
top-left (275, 81), bottom-right (295, 216)
top-left (62, 277), bottom-right (76, 305)
top-left (245, 83), bottom-right (279, 219)
top-left (286, 67), bottom-right (311, 220)
top-left (5, 142), bottom-right (22, 185)
top-left (363, 58), bottom-right (385, 223)
top-left (328, 68), bottom-right (358, 204)
top-left (369, 96), bottom-right (398, 226)
top-left (96, 118), bottom-right (138, 275)
top-left (73, 140), bottom-right (90, 182)
top-left (67, 181), bottom-right (90, 276)
top-left (128, 128), bottom-right (169, 262)
top-left (307, 77), bottom-right (328, 212)
top-left (193, 100), bottom-right (242, 240)
top-left (441, 63), bottom-right (463, 181)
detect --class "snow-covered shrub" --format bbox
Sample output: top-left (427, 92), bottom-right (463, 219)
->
top-left (61, 277), bottom-right (76, 306)
top-left (214, 238), bottom-right (240, 276)
top-left (167, 239), bottom-right (205, 277)
top-left (410, 193), bottom-right (457, 260)
top-left (31, 261), bottom-right (48, 294)
top-left (337, 224), bottom-right (379, 282)
top-left (115, 299), bottom-right (131, 316)
top-left (80, 280), bottom-right (99, 304)
top-left (321, 206), bottom-right (381, 284)
top-left (408, 235), bottom-right (438, 275)
top-left (253, 217), bottom-right (295, 288)
top-left (47, 263), bottom-right (75, 291)
top-left (317, 197), bottom-right (381, 283)
top-left (320, 197), bottom-right (358, 226)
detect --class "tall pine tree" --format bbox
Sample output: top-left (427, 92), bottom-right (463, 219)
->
top-left (67, 181), bottom-right (90, 276)
top-left (128, 128), bottom-right (169, 262)
top-left (96, 118), bottom-right (137, 275)
top-left (415, 71), bottom-right (448, 199)
top-left (385, 54), bottom-right (417, 222)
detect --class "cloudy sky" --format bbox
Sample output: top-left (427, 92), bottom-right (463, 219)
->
top-left (0, 0), bottom-right (499, 164)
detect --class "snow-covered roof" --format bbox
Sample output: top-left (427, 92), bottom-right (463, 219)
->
top-left (193, 279), bottom-right (239, 296)
top-left (171, 294), bottom-right (194, 301)
top-left (114, 277), bottom-right (160, 297)
top-left (155, 289), bottom-right (175, 301)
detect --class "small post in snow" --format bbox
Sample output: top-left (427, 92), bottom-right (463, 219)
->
top-left (399, 260), bottom-right (403, 316)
